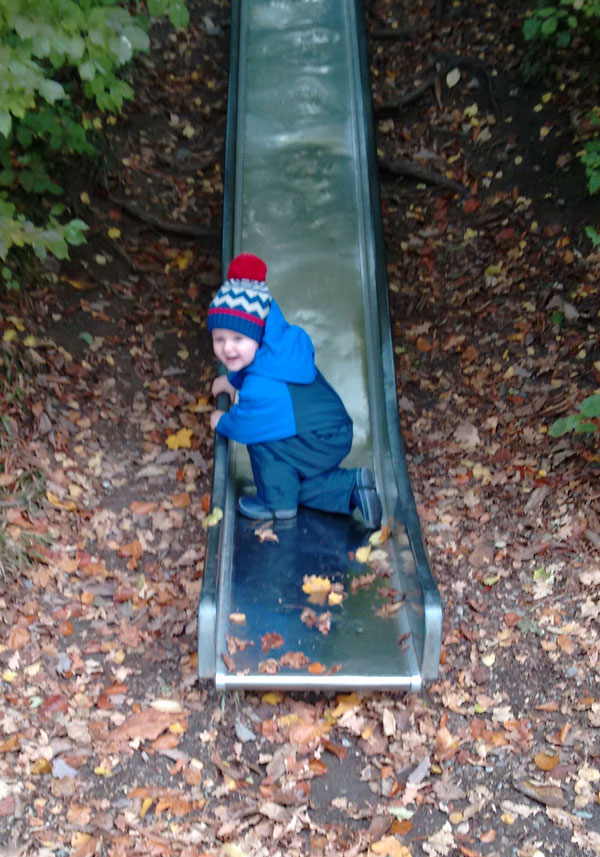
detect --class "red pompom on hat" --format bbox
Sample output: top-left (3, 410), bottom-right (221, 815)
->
top-left (208, 253), bottom-right (271, 344)
top-left (227, 253), bottom-right (267, 282)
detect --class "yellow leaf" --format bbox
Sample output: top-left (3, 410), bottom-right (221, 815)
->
top-left (202, 506), bottom-right (223, 529)
top-left (23, 335), bottom-right (36, 347)
top-left (331, 692), bottom-right (361, 719)
top-left (369, 528), bottom-right (388, 546)
top-left (262, 691), bottom-right (285, 705)
top-left (328, 591), bottom-right (344, 606)
top-left (166, 428), bottom-right (193, 449)
top-left (46, 491), bottom-right (77, 512)
top-left (93, 765), bottom-right (113, 777)
top-left (177, 348), bottom-right (189, 360)
top-left (2, 670), bottom-right (17, 683)
top-left (7, 315), bottom-right (24, 331)
top-left (140, 797), bottom-right (155, 819)
top-left (3, 329), bottom-right (18, 343)
top-left (107, 227), bottom-right (121, 239)
top-left (31, 758), bottom-right (52, 775)
top-left (71, 832), bottom-right (91, 849)
top-left (302, 575), bottom-right (331, 595)
top-left (80, 191), bottom-right (90, 204)
top-left (188, 396), bottom-right (211, 413)
top-left (302, 574), bottom-right (332, 605)
top-left (355, 545), bottom-right (371, 564)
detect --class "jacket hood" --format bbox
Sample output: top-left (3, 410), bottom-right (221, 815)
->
top-left (247, 299), bottom-right (317, 385)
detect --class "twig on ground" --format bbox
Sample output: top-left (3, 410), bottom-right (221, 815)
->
top-left (109, 196), bottom-right (220, 240)
top-left (379, 156), bottom-right (467, 195)
top-left (377, 55), bottom-right (499, 114)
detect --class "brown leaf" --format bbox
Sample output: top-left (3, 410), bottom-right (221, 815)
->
top-left (261, 631), bottom-right (284, 653)
top-left (130, 501), bottom-right (157, 515)
top-left (516, 779), bottom-right (566, 808)
top-left (279, 651), bottom-right (310, 669)
top-left (0, 735), bottom-right (19, 753)
top-left (152, 732), bottom-right (181, 750)
top-left (110, 709), bottom-right (183, 743)
top-left (7, 624), bottom-right (29, 649)
top-left (0, 795), bottom-right (15, 817)
top-left (557, 634), bottom-right (575, 655)
top-left (534, 752), bottom-right (559, 772)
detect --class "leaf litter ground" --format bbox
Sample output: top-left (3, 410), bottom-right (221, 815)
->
top-left (0, 0), bottom-right (599, 855)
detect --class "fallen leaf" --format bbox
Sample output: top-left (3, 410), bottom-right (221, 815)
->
top-left (534, 752), bottom-right (559, 772)
top-left (371, 835), bottom-right (412, 856)
top-left (202, 506), bottom-right (223, 529)
top-left (302, 574), bottom-right (332, 604)
top-left (261, 632), bottom-right (284, 653)
top-left (46, 490), bottom-right (77, 511)
top-left (166, 428), bottom-right (193, 449)
top-left (7, 624), bottom-right (29, 650)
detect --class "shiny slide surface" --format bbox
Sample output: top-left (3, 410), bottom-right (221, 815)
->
top-left (198, 0), bottom-right (442, 691)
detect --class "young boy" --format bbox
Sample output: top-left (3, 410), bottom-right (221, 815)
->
top-left (208, 253), bottom-right (382, 529)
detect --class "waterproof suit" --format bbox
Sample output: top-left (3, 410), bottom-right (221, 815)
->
top-left (215, 300), bottom-right (357, 513)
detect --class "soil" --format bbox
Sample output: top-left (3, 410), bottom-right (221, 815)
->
top-left (0, 0), bottom-right (599, 855)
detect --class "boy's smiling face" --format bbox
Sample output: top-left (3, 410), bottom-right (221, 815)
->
top-left (211, 328), bottom-right (259, 372)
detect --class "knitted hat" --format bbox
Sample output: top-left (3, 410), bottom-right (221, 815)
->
top-left (207, 253), bottom-right (271, 344)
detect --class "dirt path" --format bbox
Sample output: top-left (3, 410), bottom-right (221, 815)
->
top-left (0, 0), bottom-right (599, 855)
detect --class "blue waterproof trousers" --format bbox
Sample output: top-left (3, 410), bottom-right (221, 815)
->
top-left (247, 423), bottom-right (357, 514)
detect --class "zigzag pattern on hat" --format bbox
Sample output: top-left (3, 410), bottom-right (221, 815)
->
top-left (210, 283), bottom-right (271, 320)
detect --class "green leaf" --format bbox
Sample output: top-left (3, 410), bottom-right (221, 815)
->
top-left (0, 111), bottom-right (12, 138)
top-left (148, 0), bottom-right (169, 14)
top-left (541, 15), bottom-right (559, 33)
top-left (167, 0), bottom-right (190, 29)
top-left (549, 414), bottom-right (583, 436)
top-left (39, 78), bottom-right (66, 104)
top-left (585, 225), bottom-right (600, 246)
top-left (574, 421), bottom-right (598, 434)
top-left (108, 33), bottom-right (133, 65)
top-left (122, 24), bottom-right (150, 52)
top-left (79, 59), bottom-right (96, 81)
top-left (523, 18), bottom-right (541, 39)
top-left (580, 394), bottom-right (600, 418)
top-left (589, 171), bottom-right (600, 195)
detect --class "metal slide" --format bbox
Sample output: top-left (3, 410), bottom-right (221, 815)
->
top-left (198, 0), bottom-right (442, 691)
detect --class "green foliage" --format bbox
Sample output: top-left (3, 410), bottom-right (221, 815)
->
top-left (523, 0), bottom-right (600, 48)
top-left (581, 134), bottom-right (600, 195)
top-left (585, 224), bottom-right (600, 245)
top-left (549, 393), bottom-right (600, 436)
top-left (523, 1), bottom-right (600, 246)
top-left (0, 0), bottom-right (188, 273)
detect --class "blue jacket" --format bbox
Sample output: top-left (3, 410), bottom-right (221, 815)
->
top-left (215, 300), bottom-right (351, 444)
